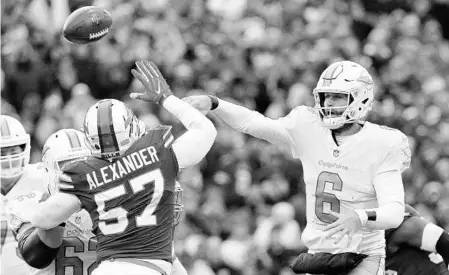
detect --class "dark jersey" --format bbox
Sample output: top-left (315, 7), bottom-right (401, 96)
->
top-left (386, 246), bottom-right (449, 275)
top-left (59, 127), bottom-right (178, 264)
top-left (385, 216), bottom-right (449, 275)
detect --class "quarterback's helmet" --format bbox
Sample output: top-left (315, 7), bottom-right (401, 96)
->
top-left (313, 61), bottom-right (374, 129)
top-left (173, 181), bottom-right (184, 226)
top-left (0, 115), bottom-right (30, 178)
top-left (83, 99), bottom-right (146, 160)
top-left (42, 129), bottom-right (90, 194)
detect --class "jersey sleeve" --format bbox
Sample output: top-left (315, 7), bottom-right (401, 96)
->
top-left (213, 99), bottom-right (293, 148)
top-left (59, 160), bottom-right (95, 211)
top-left (143, 126), bottom-right (175, 149)
top-left (377, 131), bottom-right (411, 174)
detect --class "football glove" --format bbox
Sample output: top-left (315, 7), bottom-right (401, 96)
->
top-left (131, 60), bottom-right (173, 105)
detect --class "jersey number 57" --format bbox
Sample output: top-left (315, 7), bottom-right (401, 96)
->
top-left (94, 169), bottom-right (165, 235)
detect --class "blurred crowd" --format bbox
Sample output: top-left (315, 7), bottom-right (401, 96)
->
top-left (2, 0), bottom-right (449, 274)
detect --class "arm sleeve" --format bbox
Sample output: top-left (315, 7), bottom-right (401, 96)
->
top-left (162, 96), bottom-right (217, 169)
top-left (27, 193), bottom-right (81, 230)
top-left (356, 132), bottom-right (410, 230)
top-left (18, 226), bottom-right (62, 269)
top-left (211, 99), bottom-right (292, 148)
top-left (358, 170), bottom-right (405, 230)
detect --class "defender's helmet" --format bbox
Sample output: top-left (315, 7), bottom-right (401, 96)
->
top-left (313, 61), bottom-right (374, 129)
top-left (0, 116), bottom-right (30, 178)
top-left (83, 99), bottom-right (145, 160)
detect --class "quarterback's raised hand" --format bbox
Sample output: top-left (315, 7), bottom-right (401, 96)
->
top-left (130, 60), bottom-right (173, 104)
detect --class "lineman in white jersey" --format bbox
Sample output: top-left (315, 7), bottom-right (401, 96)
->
top-left (184, 61), bottom-right (411, 275)
top-left (7, 129), bottom-right (97, 275)
top-left (1, 115), bottom-right (47, 275)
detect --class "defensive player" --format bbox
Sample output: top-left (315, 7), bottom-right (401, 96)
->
top-left (184, 61), bottom-right (410, 274)
top-left (384, 205), bottom-right (449, 275)
top-left (21, 60), bottom-right (217, 275)
top-left (8, 129), bottom-right (189, 275)
top-left (1, 115), bottom-right (47, 275)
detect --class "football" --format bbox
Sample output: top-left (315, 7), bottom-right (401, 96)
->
top-left (62, 6), bottom-right (112, 44)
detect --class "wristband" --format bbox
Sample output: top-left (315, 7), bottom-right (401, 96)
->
top-left (208, 95), bottom-right (219, 110)
top-left (366, 210), bottom-right (377, 221)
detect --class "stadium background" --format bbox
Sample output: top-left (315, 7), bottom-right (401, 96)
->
top-left (1, 0), bottom-right (449, 274)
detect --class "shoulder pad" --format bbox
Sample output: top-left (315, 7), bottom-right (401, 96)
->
top-left (61, 156), bottom-right (101, 183)
top-left (375, 126), bottom-right (411, 172)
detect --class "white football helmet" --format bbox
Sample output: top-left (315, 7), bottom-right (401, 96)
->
top-left (42, 129), bottom-right (90, 173)
top-left (83, 99), bottom-right (146, 160)
top-left (42, 129), bottom-right (90, 194)
top-left (0, 115), bottom-right (30, 178)
top-left (313, 61), bottom-right (374, 129)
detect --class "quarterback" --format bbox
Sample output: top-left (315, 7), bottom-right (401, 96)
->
top-left (0, 115), bottom-right (47, 275)
top-left (21, 60), bottom-right (216, 275)
top-left (184, 61), bottom-right (411, 274)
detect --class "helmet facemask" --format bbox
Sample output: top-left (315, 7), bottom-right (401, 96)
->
top-left (314, 90), bottom-right (352, 130)
top-left (0, 141), bottom-right (30, 179)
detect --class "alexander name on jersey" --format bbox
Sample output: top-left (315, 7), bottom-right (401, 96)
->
top-left (86, 145), bottom-right (160, 189)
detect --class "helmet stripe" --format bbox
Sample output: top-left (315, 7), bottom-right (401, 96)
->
top-left (65, 130), bottom-right (82, 149)
top-left (322, 63), bottom-right (343, 87)
top-left (0, 118), bottom-right (11, 137)
top-left (97, 100), bottom-right (119, 154)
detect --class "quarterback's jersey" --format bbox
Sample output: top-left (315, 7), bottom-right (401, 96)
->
top-left (385, 247), bottom-right (449, 275)
top-left (1, 164), bottom-right (47, 275)
top-left (59, 128), bottom-right (178, 264)
top-left (278, 106), bottom-right (410, 256)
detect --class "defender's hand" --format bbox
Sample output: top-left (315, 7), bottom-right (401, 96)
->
top-left (405, 204), bottom-right (421, 217)
top-left (182, 95), bottom-right (213, 115)
top-left (324, 210), bottom-right (362, 245)
top-left (131, 60), bottom-right (173, 104)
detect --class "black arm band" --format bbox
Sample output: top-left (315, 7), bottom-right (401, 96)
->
top-left (208, 95), bottom-right (219, 110)
top-left (18, 227), bottom-right (61, 269)
top-left (366, 210), bottom-right (377, 221)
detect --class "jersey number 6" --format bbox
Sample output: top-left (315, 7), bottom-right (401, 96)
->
top-left (94, 169), bottom-right (165, 235)
top-left (315, 171), bottom-right (342, 223)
